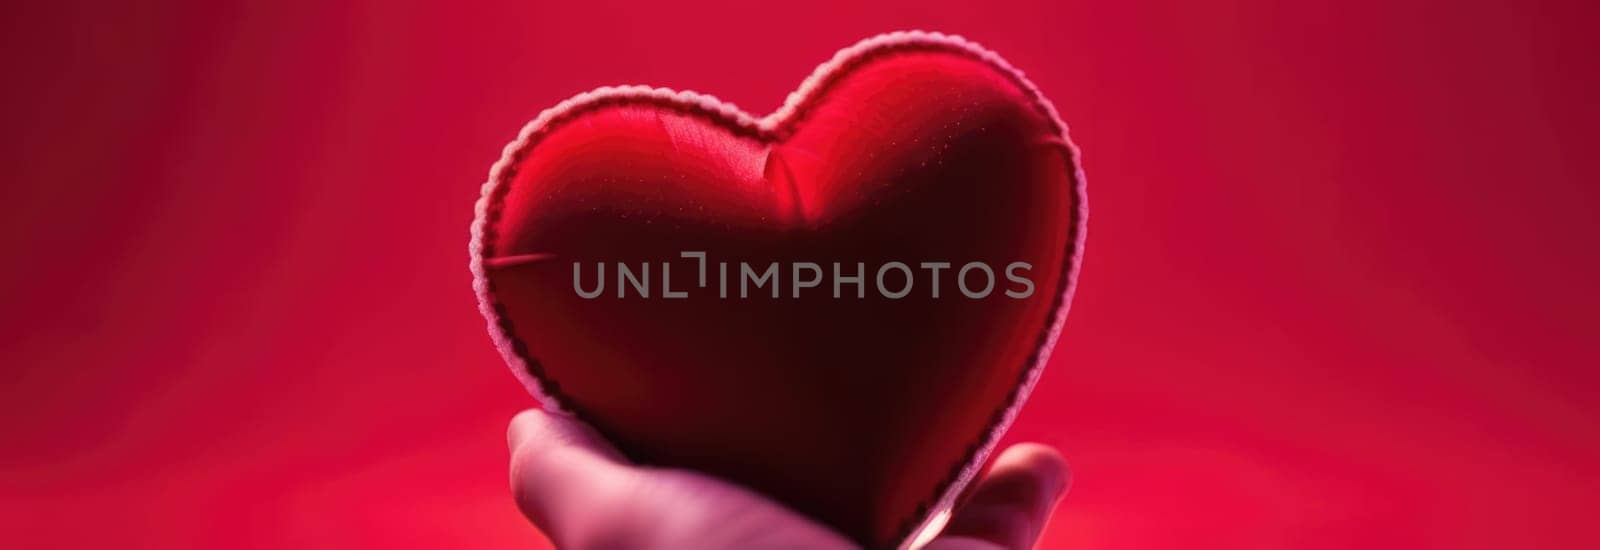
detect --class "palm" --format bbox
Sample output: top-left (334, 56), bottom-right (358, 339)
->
top-left (508, 409), bottom-right (1069, 549)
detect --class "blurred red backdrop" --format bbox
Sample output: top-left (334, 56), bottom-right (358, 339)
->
top-left (2, 1), bottom-right (1597, 548)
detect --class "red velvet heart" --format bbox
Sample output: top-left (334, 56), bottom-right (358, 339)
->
top-left (471, 31), bottom-right (1085, 548)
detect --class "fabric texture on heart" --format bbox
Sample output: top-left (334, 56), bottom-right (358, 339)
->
top-left (470, 31), bottom-right (1086, 548)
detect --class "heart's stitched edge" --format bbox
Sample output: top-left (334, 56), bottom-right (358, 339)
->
top-left (468, 30), bottom-right (1088, 549)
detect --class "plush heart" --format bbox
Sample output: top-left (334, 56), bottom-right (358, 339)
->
top-left (470, 31), bottom-right (1085, 548)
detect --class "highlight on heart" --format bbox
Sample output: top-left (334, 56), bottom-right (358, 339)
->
top-left (569, 250), bottom-right (1036, 300)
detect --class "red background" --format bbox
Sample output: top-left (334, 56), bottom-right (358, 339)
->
top-left (3, 1), bottom-right (1596, 548)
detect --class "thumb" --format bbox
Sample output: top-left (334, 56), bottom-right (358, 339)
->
top-left (507, 409), bottom-right (639, 547)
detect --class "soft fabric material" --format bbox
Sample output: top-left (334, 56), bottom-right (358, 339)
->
top-left (470, 31), bottom-right (1086, 548)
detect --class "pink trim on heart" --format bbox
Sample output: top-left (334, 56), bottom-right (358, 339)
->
top-left (468, 30), bottom-right (1087, 549)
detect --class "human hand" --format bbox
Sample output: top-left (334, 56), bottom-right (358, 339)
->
top-left (508, 409), bottom-right (1070, 549)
